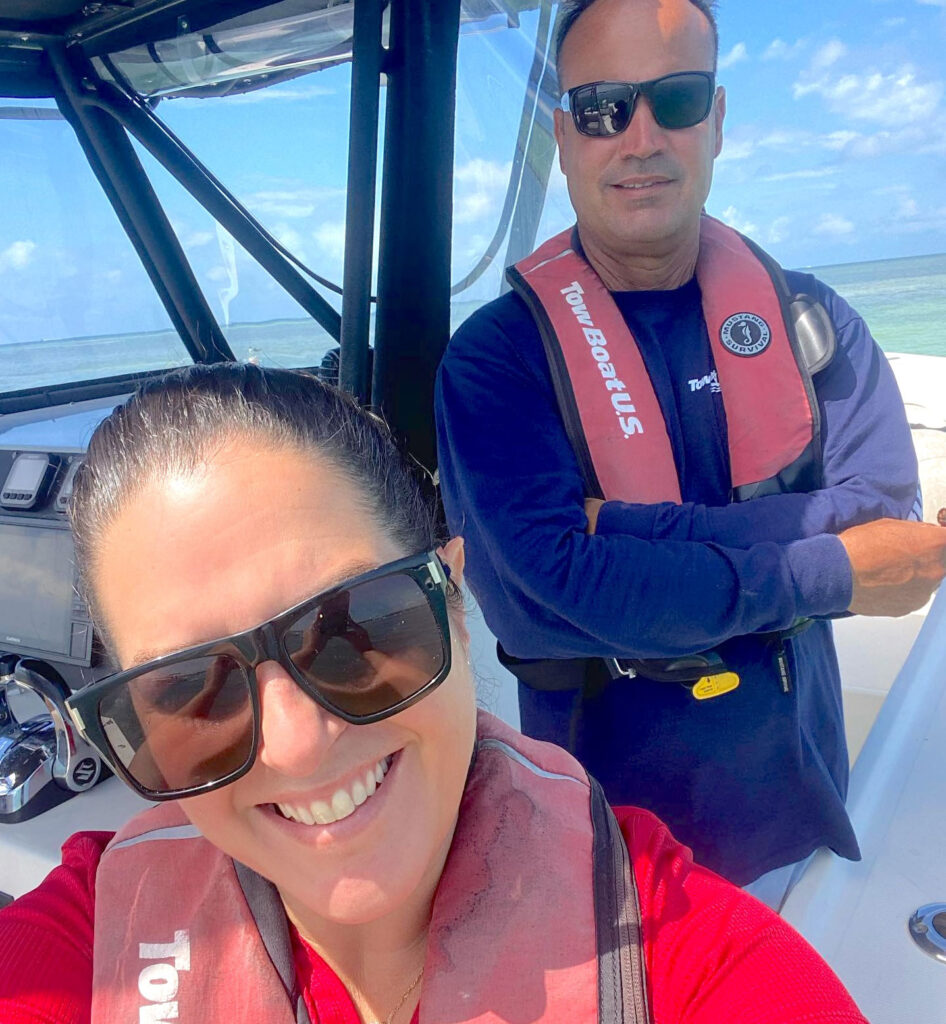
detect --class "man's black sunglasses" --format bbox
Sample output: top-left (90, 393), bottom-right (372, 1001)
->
top-left (66, 551), bottom-right (452, 800)
top-left (560, 72), bottom-right (716, 136)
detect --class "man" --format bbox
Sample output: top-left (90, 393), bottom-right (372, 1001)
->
top-left (435, 0), bottom-right (946, 899)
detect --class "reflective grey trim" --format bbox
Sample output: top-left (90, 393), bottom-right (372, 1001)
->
top-left (108, 823), bottom-right (202, 851)
top-left (478, 737), bottom-right (586, 786)
top-left (525, 247), bottom-right (574, 274)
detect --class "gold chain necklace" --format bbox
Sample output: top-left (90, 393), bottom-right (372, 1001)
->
top-left (366, 966), bottom-right (424, 1024)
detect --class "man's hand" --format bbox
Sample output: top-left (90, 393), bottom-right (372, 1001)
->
top-left (585, 498), bottom-right (604, 534)
top-left (840, 518), bottom-right (946, 616)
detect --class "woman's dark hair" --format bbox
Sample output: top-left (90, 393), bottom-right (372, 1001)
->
top-left (555, 0), bottom-right (719, 72)
top-left (71, 363), bottom-right (444, 633)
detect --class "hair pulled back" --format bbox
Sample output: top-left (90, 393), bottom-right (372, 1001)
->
top-left (71, 363), bottom-right (442, 633)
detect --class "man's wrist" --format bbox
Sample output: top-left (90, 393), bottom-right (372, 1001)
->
top-left (593, 500), bottom-right (661, 538)
top-left (786, 533), bottom-right (853, 617)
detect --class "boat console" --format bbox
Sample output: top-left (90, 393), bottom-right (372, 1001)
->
top-left (0, 401), bottom-right (116, 824)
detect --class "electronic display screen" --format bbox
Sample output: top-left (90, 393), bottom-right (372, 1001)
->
top-left (0, 522), bottom-right (76, 658)
top-left (4, 455), bottom-right (47, 493)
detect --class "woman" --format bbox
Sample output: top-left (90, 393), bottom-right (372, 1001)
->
top-left (0, 364), bottom-right (867, 1024)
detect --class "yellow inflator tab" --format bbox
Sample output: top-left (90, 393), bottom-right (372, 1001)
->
top-left (692, 672), bottom-right (740, 701)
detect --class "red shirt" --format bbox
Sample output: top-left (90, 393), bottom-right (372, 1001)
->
top-left (0, 807), bottom-right (867, 1024)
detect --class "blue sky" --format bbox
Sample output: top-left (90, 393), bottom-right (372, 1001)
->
top-left (707, 0), bottom-right (946, 268)
top-left (529, 0), bottom-right (946, 274)
top-left (0, 0), bottom-right (944, 351)
top-left (454, 0), bottom-right (946, 297)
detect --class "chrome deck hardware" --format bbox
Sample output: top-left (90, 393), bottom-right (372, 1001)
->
top-left (0, 656), bottom-right (104, 823)
top-left (909, 904), bottom-right (946, 964)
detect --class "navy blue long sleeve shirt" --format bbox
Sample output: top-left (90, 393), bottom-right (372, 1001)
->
top-left (436, 270), bottom-right (919, 884)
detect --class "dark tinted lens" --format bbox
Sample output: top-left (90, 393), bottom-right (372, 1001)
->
top-left (647, 73), bottom-right (712, 129)
top-left (98, 652), bottom-right (254, 794)
top-left (284, 573), bottom-right (446, 718)
top-left (571, 82), bottom-right (634, 137)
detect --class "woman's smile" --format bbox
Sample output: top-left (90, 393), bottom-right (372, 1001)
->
top-left (251, 748), bottom-right (408, 856)
top-left (96, 442), bottom-right (476, 926)
top-left (272, 753), bottom-right (393, 826)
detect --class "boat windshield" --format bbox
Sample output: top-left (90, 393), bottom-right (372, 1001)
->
top-left (0, 0), bottom-right (568, 400)
top-left (0, 99), bottom-right (192, 392)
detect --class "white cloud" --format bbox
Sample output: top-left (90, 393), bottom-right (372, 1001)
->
top-left (719, 43), bottom-right (748, 70)
top-left (814, 213), bottom-right (855, 238)
top-left (248, 196), bottom-right (315, 219)
top-left (0, 240), bottom-right (37, 271)
top-left (822, 130), bottom-right (860, 151)
top-left (767, 216), bottom-right (792, 245)
top-left (720, 205), bottom-right (758, 236)
top-left (245, 187), bottom-right (345, 220)
top-left (868, 186), bottom-right (941, 231)
top-left (761, 167), bottom-right (840, 183)
top-left (871, 184), bottom-right (912, 196)
top-left (183, 230), bottom-right (214, 249)
top-left (225, 85), bottom-right (337, 105)
top-left (716, 136), bottom-right (757, 162)
top-left (887, 204), bottom-right (946, 235)
top-left (896, 195), bottom-right (920, 218)
top-left (453, 158), bottom-right (511, 226)
top-left (763, 37), bottom-right (808, 62)
top-left (716, 127), bottom-right (820, 164)
top-left (827, 121), bottom-right (946, 158)
top-left (314, 221), bottom-right (346, 263)
top-left (272, 223), bottom-right (306, 258)
top-left (457, 231), bottom-right (493, 262)
top-left (794, 60), bottom-right (943, 127)
top-left (757, 130), bottom-right (805, 148)
top-left (716, 114), bottom-right (946, 177)
top-left (811, 40), bottom-right (847, 70)
top-left (883, 17), bottom-right (907, 26)
top-left (917, 0), bottom-right (946, 7)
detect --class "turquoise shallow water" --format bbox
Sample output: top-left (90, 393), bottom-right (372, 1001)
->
top-left (1, 252), bottom-right (944, 394)
top-left (805, 252), bottom-right (946, 358)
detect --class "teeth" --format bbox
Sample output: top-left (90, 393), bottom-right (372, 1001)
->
top-left (311, 801), bottom-right (333, 825)
top-left (331, 789), bottom-right (356, 817)
top-left (278, 757), bottom-right (391, 827)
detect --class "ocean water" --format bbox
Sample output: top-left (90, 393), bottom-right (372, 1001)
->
top-left (1, 253), bottom-right (943, 395)
top-left (805, 252), bottom-right (946, 358)
top-left (451, 252), bottom-right (946, 359)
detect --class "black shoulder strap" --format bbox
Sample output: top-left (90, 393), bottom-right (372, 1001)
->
top-left (235, 784), bottom-right (649, 1024)
top-left (234, 861), bottom-right (312, 1024)
top-left (590, 776), bottom-right (651, 1024)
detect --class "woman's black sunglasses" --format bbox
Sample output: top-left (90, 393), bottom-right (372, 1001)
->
top-left (561, 71), bottom-right (716, 136)
top-left (66, 551), bottom-right (452, 801)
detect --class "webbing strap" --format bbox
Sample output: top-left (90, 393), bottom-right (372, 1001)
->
top-left (590, 777), bottom-right (651, 1024)
top-left (235, 795), bottom-right (648, 1024)
top-left (234, 861), bottom-right (311, 1024)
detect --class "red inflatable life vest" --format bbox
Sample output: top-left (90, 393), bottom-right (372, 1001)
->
top-left (507, 215), bottom-right (825, 504)
top-left (91, 711), bottom-right (650, 1024)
